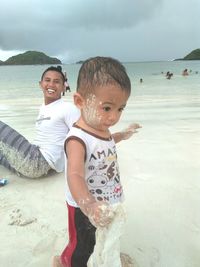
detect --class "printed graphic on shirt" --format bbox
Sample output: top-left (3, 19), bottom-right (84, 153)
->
top-left (87, 145), bottom-right (123, 203)
top-left (36, 115), bottom-right (51, 124)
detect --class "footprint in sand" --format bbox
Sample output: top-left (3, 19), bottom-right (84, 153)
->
top-left (121, 253), bottom-right (139, 267)
top-left (8, 208), bottom-right (37, 226)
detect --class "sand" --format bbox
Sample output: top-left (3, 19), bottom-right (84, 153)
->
top-left (0, 171), bottom-right (139, 267)
top-left (0, 171), bottom-right (68, 267)
top-left (0, 103), bottom-right (200, 267)
top-left (1, 123), bottom-right (200, 267)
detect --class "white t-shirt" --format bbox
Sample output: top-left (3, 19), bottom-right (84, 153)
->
top-left (65, 125), bottom-right (124, 207)
top-left (34, 99), bottom-right (80, 172)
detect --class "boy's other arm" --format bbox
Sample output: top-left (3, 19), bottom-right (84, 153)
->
top-left (112, 123), bottom-right (142, 143)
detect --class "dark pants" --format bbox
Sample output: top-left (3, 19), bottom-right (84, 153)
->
top-left (61, 204), bottom-right (96, 267)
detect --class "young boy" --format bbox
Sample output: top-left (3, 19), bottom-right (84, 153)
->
top-left (53, 57), bottom-right (141, 267)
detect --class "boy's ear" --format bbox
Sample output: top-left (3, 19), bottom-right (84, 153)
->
top-left (73, 93), bottom-right (85, 108)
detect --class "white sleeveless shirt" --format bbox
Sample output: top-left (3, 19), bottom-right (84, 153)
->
top-left (65, 125), bottom-right (124, 207)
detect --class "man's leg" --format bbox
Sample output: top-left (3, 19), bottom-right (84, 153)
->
top-left (0, 121), bottom-right (51, 178)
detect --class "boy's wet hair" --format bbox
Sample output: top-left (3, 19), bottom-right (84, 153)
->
top-left (76, 56), bottom-right (131, 97)
top-left (41, 66), bottom-right (65, 83)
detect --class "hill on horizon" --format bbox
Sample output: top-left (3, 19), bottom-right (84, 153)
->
top-left (183, 49), bottom-right (200, 60)
top-left (0, 51), bottom-right (61, 65)
top-left (175, 48), bottom-right (200, 61)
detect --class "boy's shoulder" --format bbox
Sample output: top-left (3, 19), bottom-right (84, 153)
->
top-left (67, 125), bottom-right (85, 138)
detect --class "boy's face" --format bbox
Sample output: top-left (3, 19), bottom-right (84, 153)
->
top-left (39, 70), bottom-right (65, 105)
top-left (82, 84), bottom-right (129, 132)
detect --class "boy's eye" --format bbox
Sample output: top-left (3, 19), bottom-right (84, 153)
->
top-left (103, 106), bottom-right (111, 112)
top-left (119, 107), bottom-right (125, 112)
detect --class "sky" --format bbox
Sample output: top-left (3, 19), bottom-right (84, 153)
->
top-left (0, 0), bottom-right (199, 63)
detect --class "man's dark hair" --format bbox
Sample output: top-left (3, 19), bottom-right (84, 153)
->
top-left (41, 66), bottom-right (65, 83)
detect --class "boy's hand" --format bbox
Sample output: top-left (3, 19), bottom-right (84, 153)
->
top-left (86, 202), bottom-right (114, 227)
top-left (121, 123), bottom-right (142, 140)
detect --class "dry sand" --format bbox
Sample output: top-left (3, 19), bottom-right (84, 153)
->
top-left (0, 124), bottom-right (200, 267)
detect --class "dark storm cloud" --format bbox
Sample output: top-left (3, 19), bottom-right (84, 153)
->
top-left (0, 0), bottom-right (162, 61)
top-left (0, 0), bottom-right (199, 62)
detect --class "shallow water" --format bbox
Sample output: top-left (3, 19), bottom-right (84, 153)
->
top-left (0, 61), bottom-right (200, 267)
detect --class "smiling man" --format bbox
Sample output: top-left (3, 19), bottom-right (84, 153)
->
top-left (0, 66), bottom-right (80, 178)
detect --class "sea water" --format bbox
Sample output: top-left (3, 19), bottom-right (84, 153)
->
top-left (0, 61), bottom-right (200, 267)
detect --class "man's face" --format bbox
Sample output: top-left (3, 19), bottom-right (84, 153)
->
top-left (40, 70), bottom-right (65, 105)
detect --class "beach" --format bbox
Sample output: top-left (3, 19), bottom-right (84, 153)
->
top-left (0, 61), bottom-right (200, 267)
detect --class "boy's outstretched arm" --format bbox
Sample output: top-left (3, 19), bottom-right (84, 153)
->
top-left (112, 123), bottom-right (142, 143)
top-left (66, 139), bottom-right (114, 227)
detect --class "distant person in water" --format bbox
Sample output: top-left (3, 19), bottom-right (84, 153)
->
top-left (0, 66), bottom-right (137, 178)
top-left (0, 66), bottom-right (80, 178)
top-left (56, 67), bottom-right (71, 96)
top-left (166, 71), bottom-right (173, 79)
top-left (167, 72), bottom-right (173, 79)
top-left (182, 69), bottom-right (189, 76)
top-left (62, 71), bottom-right (71, 96)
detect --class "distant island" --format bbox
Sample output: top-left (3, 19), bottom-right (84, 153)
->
top-left (175, 48), bottom-right (200, 60)
top-left (76, 60), bottom-right (84, 64)
top-left (0, 51), bottom-right (62, 65)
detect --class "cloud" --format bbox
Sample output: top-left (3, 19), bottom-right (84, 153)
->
top-left (0, 0), bottom-right (199, 62)
top-left (0, 0), bottom-right (163, 61)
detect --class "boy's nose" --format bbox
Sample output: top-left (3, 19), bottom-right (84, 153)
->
top-left (108, 112), bottom-right (118, 123)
